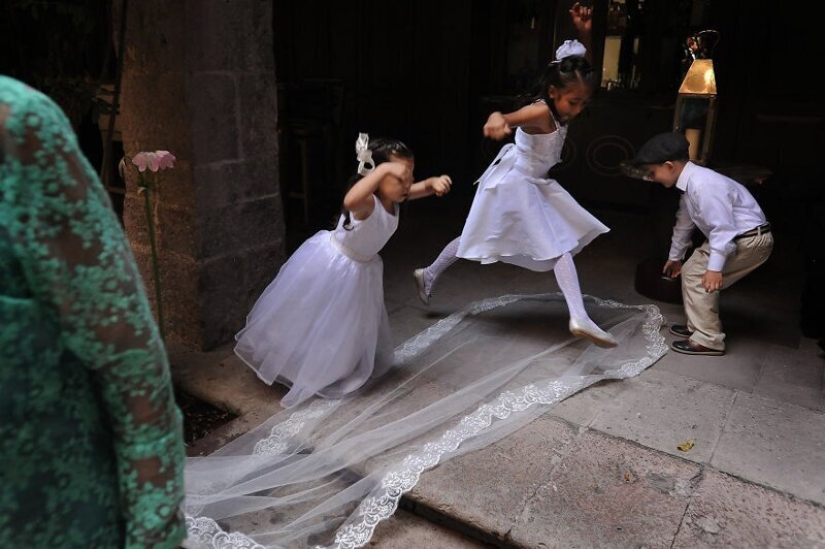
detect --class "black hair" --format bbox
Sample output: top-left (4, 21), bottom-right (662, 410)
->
top-left (363, 137), bottom-right (413, 167)
top-left (516, 54), bottom-right (595, 126)
top-left (338, 136), bottom-right (414, 229)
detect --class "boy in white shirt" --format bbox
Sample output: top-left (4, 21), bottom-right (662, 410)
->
top-left (630, 132), bottom-right (774, 356)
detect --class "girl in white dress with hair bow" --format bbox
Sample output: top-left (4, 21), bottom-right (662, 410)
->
top-left (235, 134), bottom-right (452, 409)
top-left (414, 2), bottom-right (617, 348)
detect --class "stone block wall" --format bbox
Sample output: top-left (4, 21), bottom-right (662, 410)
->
top-left (117, 0), bottom-right (284, 350)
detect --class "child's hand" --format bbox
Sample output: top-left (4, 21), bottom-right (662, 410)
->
top-left (429, 175), bottom-right (452, 197)
top-left (483, 112), bottom-right (511, 141)
top-left (662, 259), bottom-right (682, 279)
top-left (569, 2), bottom-right (592, 35)
top-left (702, 270), bottom-right (723, 293)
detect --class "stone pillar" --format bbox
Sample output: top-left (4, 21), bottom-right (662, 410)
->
top-left (118, 0), bottom-right (284, 350)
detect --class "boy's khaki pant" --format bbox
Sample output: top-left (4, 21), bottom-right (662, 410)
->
top-left (681, 232), bottom-right (774, 350)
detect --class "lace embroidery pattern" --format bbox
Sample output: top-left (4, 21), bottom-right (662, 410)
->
top-left (253, 398), bottom-right (342, 456)
top-left (0, 76), bottom-right (186, 548)
top-left (184, 516), bottom-right (265, 549)
top-left (184, 294), bottom-right (666, 549)
top-left (185, 398), bottom-right (342, 520)
top-left (324, 296), bottom-right (666, 549)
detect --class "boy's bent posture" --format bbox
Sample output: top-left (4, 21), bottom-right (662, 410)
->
top-left (629, 132), bottom-right (774, 356)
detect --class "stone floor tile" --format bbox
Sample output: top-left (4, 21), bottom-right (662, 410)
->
top-left (510, 428), bottom-right (701, 548)
top-left (711, 392), bottom-right (825, 506)
top-left (654, 333), bottom-right (766, 392)
top-left (409, 416), bottom-right (580, 545)
top-left (588, 369), bottom-right (735, 463)
top-left (755, 342), bottom-right (824, 411)
top-left (673, 469), bottom-right (825, 548)
top-left (370, 508), bottom-right (495, 548)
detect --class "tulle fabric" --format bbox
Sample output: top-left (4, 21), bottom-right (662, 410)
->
top-left (183, 292), bottom-right (667, 549)
top-left (234, 198), bottom-right (398, 409)
top-left (234, 231), bottom-right (393, 409)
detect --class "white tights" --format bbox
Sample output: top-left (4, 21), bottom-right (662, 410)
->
top-left (552, 252), bottom-right (590, 321)
top-left (420, 237), bottom-right (461, 297)
top-left (421, 241), bottom-right (591, 322)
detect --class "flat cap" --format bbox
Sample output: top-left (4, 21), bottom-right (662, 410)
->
top-left (630, 132), bottom-right (690, 166)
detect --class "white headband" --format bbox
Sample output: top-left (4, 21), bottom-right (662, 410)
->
top-left (554, 39), bottom-right (587, 62)
top-left (355, 133), bottom-right (374, 176)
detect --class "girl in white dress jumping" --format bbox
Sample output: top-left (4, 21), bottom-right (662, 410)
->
top-left (413, 2), bottom-right (617, 348)
top-left (236, 134), bottom-right (452, 408)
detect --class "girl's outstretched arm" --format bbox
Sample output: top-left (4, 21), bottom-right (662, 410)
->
top-left (484, 101), bottom-right (553, 140)
top-left (408, 174), bottom-right (452, 201)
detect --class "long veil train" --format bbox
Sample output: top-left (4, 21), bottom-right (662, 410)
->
top-left (182, 293), bottom-right (667, 549)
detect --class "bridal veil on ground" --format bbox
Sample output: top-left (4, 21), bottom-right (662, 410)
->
top-left (182, 292), bottom-right (667, 549)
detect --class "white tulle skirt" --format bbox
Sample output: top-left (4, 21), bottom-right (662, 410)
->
top-left (234, 230), bottom-right (393, 409)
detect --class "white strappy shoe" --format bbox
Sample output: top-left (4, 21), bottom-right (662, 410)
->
top-left (569, 318), bottom-right (618, 348)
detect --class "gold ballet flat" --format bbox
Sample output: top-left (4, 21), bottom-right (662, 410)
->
top-left (413, 268), bottom-right (430, 305)
top-left (569, 318), bottom-right (618, 348)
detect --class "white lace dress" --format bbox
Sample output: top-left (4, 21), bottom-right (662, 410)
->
top-left (234, 195), bottom-right (398, 409)
top-left (457, 123), bottom-right (609, 271)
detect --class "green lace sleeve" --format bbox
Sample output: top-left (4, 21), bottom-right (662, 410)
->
top-left (0, 77), bottom-right (186, 548)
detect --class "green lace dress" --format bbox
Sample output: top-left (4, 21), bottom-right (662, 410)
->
top-left (0, 75), bottom-right (186, 548)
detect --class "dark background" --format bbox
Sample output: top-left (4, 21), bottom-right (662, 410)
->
top-left (271, 0), bottom-right (823, 229)
top-left (2, 0), bottom-right (821, 227)
top-left (3, 0), bottom-right (823, 321)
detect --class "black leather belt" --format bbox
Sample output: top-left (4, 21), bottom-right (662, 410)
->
top-left (734, 223), bottom-right (771, 240)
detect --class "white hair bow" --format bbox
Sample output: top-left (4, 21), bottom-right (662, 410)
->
top-left (355, 133), bottom-right (374, 176)
top-left (555, 39), bottom-right (587, 61)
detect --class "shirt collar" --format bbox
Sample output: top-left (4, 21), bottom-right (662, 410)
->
top-left (675, 161), bottom-right (697, 194)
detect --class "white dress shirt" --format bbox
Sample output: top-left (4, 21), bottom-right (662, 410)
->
top-left (669, 162), bottom-right (768, 271)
